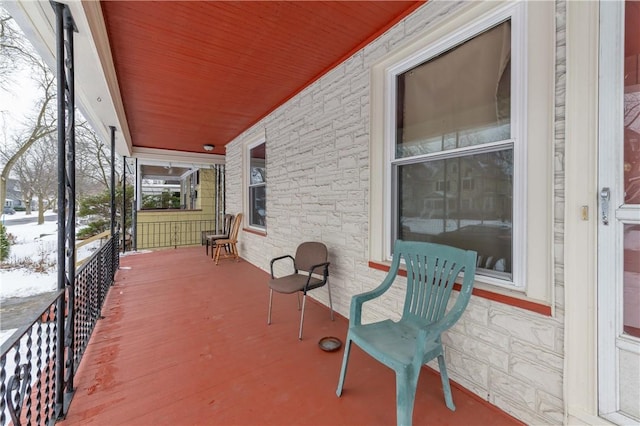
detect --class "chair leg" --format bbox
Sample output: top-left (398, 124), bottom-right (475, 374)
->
top-left (206, 239), bottom-right (209, 255)
top-left (298, 293), bottom-right (307, 340)
top-left (214, 245), bottom-right (221, 265)
top-left (396, 369), bottom-right (419, 426)
top-left (336, 337), bottom-right (352, 397)
top-left (268, 289), bottom-right (273, 325)
top-left (437, 353), bottom-right (456, 411)
top-left (327, 277), bottom-right (334, 321)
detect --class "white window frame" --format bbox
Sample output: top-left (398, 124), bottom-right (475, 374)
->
top-left (387, 5), bottom-right (525, 288)
top-left (244, 135), bottom-right (266, 232)
top-left (370, 1), bottom-right (555, 302)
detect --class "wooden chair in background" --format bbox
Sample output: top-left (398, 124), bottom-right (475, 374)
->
top-left (205, 213), bottom-right (233, 257)
top-left (213, 213), bottom-right (243, 265)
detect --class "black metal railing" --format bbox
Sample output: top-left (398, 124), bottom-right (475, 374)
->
top-left (0, 233), bottom-right (119, 426)
top-left (137, 219), bottom-right (220, 249)
top-left (0, 291), bottom-right (63, 426)
top-left (71, 233), bottom-right (119, 372)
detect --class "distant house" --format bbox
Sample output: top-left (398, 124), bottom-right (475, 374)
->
top-left (4, 178), bottom-right (23, 209)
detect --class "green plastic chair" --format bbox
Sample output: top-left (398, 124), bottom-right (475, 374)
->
top-left (336, 240), bottom-right (477, 426)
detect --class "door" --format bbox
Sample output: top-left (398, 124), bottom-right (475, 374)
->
top-left (598, 1), bottom-right (640, 423)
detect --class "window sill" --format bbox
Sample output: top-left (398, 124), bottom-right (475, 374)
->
top-left (368, 260), bottom-right (552, 316)
top-left (243, 227), bottom-right (267, 237)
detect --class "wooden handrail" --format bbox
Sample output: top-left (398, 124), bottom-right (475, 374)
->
top-left (76, 230), bottom-right (111, 249)
top-left (75, 230), bottom-right (112, 266)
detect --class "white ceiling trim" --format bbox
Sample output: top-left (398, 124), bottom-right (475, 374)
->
top-left (6, 0), bottom-right (132, 156)
top-left (133, 147), bottom-right (225, 167)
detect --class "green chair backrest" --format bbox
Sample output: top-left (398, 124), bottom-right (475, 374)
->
top-left (395, 240), bottom-right (476, 329)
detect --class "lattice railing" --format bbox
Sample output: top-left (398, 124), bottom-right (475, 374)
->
top-left (0, 233), bottom-right (119, 426)
top-left (0, 291), bottom-right (62, 426)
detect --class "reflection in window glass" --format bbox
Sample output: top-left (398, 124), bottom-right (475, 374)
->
top-left (397, 150), bottom-right (513, 279)
top-left (622, 1), bottom-right (639, 339)
top-left (393, 19), bottom-right (514, 282)
top-left (623, 224), bottom-right (640, 338)
top-left (624, 0), bottom-right (640, 203)
top-left (249, 143), bottom-right (266, 228)
top-left (396, 20), bottom-right (511, 158)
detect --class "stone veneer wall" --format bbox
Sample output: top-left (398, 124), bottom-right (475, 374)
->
top-left (224, 1), bottom-right (567, 423)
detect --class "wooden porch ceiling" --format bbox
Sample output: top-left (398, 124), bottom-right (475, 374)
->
top-left (60, 247), bottom-right (523, 425)
top-left (100, 1), bottom-right (425, 157)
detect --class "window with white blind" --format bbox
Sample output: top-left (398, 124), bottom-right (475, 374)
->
top-left (370, 1), bottom-right (555, 300)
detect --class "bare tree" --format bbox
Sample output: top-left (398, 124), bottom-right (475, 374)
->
top-left (0, 9), bottom-right (56, 210)
top-left (0, 8), bottom-right (40, 90)
top-left (0, 63), bottom-right (56, 210)
top-left (1, 7), bottom-right (120, 218)
top-left (76, 120), bottom-right (122, 198)
top-left (14, 135), bottom-right (57, 223)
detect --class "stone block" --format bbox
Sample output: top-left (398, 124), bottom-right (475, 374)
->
top-left (511, 338), bottom-right (563, 371)
top-left (489, 307), bottom-right (556, 349)
top-left (446, 347), bottom-right (489, 388)
top-left (510, 355), bottom-right (563, 398)
top-left (489, 368), bottom-right (536, 409)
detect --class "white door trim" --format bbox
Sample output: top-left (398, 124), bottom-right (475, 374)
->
top-left (563, 0), bottom-right (600, 422)
top-left (597, 0), bottom-right (625, 417)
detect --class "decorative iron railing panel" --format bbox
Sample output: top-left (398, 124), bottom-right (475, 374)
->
top-left (0, 234), bottom-right (119, 426)
top-left (137, 219), bottom-right (219, 249)
top-left (71, 232), bottom-right (119, 372)
top-left (0, 291), bottom-right (62, 426)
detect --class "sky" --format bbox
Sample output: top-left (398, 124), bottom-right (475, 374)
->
top-left (0, 5), bottom-right (45, 156)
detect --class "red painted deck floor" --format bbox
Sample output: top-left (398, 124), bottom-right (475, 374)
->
top-left (60, 247), bottom-right (523, 426)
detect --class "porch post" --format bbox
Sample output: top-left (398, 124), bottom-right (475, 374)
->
top-left (133, 157), bottom-right (138, 250)
top-left (122, 156), bottom-right (127, 253)
top-left (52, 0), bottom-right (77, 418)
top-left (63, 3), bottom-right (77, 400)
top-left (110, 126), bottom-right (116, 237)
top-left (53, 4), bottom-right (65, 415)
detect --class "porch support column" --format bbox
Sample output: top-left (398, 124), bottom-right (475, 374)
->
top-left (122, 156), bottom-right (127, 253)
top-left (52, 0), bottom-right (77, 418)
top-left (132, 157), bottom-right (138, 250)
top-left (110, 126), bottom-right (116, 237)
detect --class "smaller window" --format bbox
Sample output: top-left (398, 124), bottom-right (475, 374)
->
top-left (248, 142), bottom-right (266, 229)
top-left (462, 178), bottom-right (475, 190)
top-left (139, 164), bottom-right (199, 210)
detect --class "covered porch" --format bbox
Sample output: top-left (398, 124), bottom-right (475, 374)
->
top-left (59, 247), bottom-right (520, 426)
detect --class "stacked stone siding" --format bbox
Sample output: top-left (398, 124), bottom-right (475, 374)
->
top-left (225, 1), bottom-right (566, 423)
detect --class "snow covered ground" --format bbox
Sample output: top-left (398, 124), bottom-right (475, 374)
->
top-left (1, 211), bottom-right (59, 300)
top-left (1, 210), bottom-right (103, 350)
top-left (1, 210), bottom-right (101, 300)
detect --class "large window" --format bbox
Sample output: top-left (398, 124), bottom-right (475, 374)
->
top-left (371, 1), bottom-right (554, 300)
top-left (248, 141), bottom-right (266, 229)
top-left (393, 20), bottom-right (514, 281)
